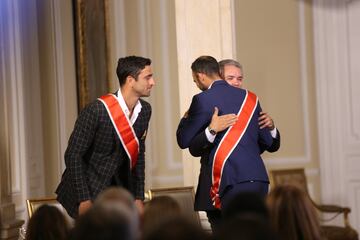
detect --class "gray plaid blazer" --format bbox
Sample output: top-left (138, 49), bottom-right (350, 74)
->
top-left (56, 97), bottom-right (151, 218)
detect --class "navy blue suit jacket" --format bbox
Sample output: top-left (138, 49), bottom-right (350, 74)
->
top-left (176, 80), bottom-right (274, 211)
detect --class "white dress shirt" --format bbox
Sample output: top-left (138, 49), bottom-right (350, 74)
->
top-left (116, 89), bottom-right (142, 124)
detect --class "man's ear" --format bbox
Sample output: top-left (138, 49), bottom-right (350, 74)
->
top-left (198, 73), bottom-right (206, 82)
top-left (126, 75), bottom-right (135, 86)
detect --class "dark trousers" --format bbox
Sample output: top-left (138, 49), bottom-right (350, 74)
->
top-left (206, 209), bottom-right (222, 234)
top-left (221, 181), bottom-right (268, 209)
top-left (206, 181), bottom-right (269, 233)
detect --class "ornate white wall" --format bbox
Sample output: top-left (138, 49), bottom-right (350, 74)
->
top-left (1, 0), bottom-right (360, 231)
top-left (0, 0), bottom-right (77, 221)
top-left (313, 0), bottom-right (360, 231)
top-left (0, 0), bottom-right (42, 220)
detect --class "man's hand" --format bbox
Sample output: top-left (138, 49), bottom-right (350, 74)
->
top-left (259, 112), bottom-right (275, 130)
top-left (135, 199), bottom-right (144, 216)
top-left (183, 110), bottom-right (189, 118)
top-left (79, 200), bottom-right (92, 215)
top-left (209, 107), bottom-right (238, 133)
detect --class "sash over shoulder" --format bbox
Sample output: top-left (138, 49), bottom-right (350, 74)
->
top-left (98, 94), bottom-right (139, 169)
top-left (210, 90), bottom-right (258, 209)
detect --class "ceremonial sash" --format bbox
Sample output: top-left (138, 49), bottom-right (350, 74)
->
top-left (98, 94), bottom-right (139, 169)
top-left (210, 90), bottom-right (258, 209)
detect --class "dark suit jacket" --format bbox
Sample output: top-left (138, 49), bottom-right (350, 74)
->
top-left (189, 129), bottom-right (281, 157)
top-left (188, 129), bottom-right (280, 211)
top-left (176, 80), bottom-right (274, 211)
top-left (56, 97), bottom-right (151, 218)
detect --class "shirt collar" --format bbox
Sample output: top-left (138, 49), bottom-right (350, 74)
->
top-left (208, 79), bottom-right (223, 89)
top-left (116, 89), bottom-right (142, 124)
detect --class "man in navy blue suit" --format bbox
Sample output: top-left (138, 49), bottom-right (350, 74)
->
top-left (176, 56), bottom-right (279, 231)
top-left (189, 59), bottom-right (280, 157)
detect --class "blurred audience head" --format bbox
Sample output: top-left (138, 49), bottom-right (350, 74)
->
top-left (25, 204), bottom-right (70, 240)
top-left (143, 195), bottom-right (182, 238)
top-left (222, 191), bottom-right (269, 221)
top-left (71, 203), bottom-right (137, 240)
top-left (267, 184), bottom-right (322, 240)
top-left (217, 192), bottom-right (275, 240)
top-left (215, 214), bottom-right (277, 240)
top-left (94, 186), bottom-right (137, 213)
top-left (143, 215), bottom-right (211, 240)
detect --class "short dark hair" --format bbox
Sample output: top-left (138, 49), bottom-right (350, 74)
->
top-left (144, 216), bottom-right (211, 240)
top-left (116, 56), bottom-right (151, 86)
top-left (191, 56), bottom-right (220, 77)
top-left (222, 192), bottom-right (269, 221)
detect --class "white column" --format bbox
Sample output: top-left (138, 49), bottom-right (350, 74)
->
top-left (0, 0), bottom-right (25, 238)
top-left (1, 0), bottom-right (33, 220)
top-left (50, 0), bottom-right (78, 175)
top-left (174, 0), bottom-right (234, 186)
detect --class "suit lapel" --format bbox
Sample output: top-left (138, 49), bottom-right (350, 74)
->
top-left (133, 103), bottom-right (147, 138)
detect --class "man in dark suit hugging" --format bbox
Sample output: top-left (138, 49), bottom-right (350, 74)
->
top-left (56, 56), bottom-right (155, 218)
top-left (177, 56), bottom-right (279, 231)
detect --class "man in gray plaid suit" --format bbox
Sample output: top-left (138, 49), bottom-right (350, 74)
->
top-left (56, 56), bottom-right (155, 218)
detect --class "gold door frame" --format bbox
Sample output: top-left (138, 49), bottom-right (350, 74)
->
top-left (73, 0), bottom-right (111, 111)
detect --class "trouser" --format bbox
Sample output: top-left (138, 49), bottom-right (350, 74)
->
top-left (220, 181), bottom-right (269, 209)
top-left (206, 181), bottom-right (269, 233)
top-left (206, 209), bottom-right (222, 235)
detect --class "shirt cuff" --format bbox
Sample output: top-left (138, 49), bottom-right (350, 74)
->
top-left (205, 128), bottom-right (216, 143)
top-left (270, 127), bottom-right (277, 138)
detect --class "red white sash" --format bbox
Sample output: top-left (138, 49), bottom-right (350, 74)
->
top-left (98, 94), bottom-right (139, 169)
top-left (210, 90), bottom-right (258, 209)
